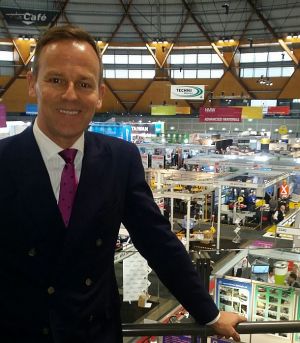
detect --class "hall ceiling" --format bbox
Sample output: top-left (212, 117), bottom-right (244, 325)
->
top-left (1, 0), bottom-right (300, 113)
top-left (1, 0), bottom-right (300, 44)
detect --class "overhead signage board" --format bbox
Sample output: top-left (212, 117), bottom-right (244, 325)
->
top-left (131, 123), bottom-right (163, 135)
top-left (267, 106), bottom-right (290, 115)
top-left (176, 106), bottom-right (191, 115)
top-left (199, 107), bottom-right (242, 122)
top-left (170, 85), bottom-right (205, 100)
top-left (240, 106), bottom-right (263, 119)
top-left (0, 104), bottom-right (7, 128)
top-left (151, 105), bottom-right (176, 116)
top-left (1, 8), bottom-right (58, 26)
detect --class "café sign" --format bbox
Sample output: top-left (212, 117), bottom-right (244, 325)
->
top-left (1, 8), bottom-right (58, 26)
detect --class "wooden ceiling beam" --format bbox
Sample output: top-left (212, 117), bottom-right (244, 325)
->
top-left (104, 80), bottom-right (127, 112)
top-left (247, 0), bottom-right (298, 66)
top-left (181, 0), bottom-right (211, 43)
top-left (129, 79), bottom-right (154, 112)
top-left (247, 0), bottom-right (278, 39)
top-left (108, 0), bottom-right (133, 43)
top-left (202, 9), bottom-right (255, 104)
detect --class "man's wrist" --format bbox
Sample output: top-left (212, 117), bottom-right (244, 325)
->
top-left (206, 312), bottom-right (220, 326)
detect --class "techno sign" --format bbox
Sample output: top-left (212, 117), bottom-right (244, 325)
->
top-left (1, 8), bottom-right (58, 26)
top-left (170, 85), bottom-right (205, 100)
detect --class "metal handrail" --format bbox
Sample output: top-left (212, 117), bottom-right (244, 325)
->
top-left (122, 321), bottom-right (300, 337)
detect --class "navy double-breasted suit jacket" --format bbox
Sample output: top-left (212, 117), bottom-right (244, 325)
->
top-left (0, 126), bottom-right (219, 342)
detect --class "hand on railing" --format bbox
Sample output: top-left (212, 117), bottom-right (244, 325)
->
top-left (209, 311), bottom-right (247, 342)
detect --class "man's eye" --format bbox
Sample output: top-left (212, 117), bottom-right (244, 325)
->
top-left (79, 82), bottom-right (91, 88)
top-left (49, 77), bottom-right (63, 84)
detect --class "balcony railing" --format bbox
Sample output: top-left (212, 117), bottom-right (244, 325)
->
top-left (122, 320), bottom-right (300, 337)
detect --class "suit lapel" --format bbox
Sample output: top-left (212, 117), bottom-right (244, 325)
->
top-left (16, 127), bottom-right (66, 248)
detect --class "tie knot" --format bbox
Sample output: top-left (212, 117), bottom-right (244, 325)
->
top-left (59, 148), bottom-right (77, 164)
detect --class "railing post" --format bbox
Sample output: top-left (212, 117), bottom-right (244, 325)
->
top-left (195, 255), bottom-right (212, 343)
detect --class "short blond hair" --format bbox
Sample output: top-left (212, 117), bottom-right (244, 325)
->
top-left (32, 25), bottom-right (102, 81)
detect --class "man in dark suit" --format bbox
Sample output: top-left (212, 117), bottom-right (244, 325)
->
top-left (0, 25), bottom-right (245, 343)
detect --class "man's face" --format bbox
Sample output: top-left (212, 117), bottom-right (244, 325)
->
top-left (27, 39), bottom-right (104, 148)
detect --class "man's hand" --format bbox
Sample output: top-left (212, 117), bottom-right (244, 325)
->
top-left (210, 311), bottom-right (246, 342)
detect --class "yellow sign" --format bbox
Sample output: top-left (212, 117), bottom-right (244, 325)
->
top-left (240, 106), bottom-right (263, 119)
top-left (278, 125), bottom-right (288, 135)
top-left (151, 105), bottom-right (176, 116)
top-left (176, 106), bottom-right (190, 115)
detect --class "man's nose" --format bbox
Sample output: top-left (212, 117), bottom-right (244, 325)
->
top-left (62, 82), bottom-right (78, 100)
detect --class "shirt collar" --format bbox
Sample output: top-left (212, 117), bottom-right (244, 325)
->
top-left (33, 120), bottom-right (84, 160)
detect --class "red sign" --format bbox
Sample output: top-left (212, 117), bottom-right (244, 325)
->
top-left (199, 107), bottom-right (242, 122)
top-left (267, 106), bottom-right (290, 115)
top-left (0, 104), bottom-right (6, 128)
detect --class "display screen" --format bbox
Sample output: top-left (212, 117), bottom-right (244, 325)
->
top-left (252, 265), bottom-right (269, 274)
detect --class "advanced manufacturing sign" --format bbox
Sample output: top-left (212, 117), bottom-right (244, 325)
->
top-left (170, 85), bottom-right (205, 100)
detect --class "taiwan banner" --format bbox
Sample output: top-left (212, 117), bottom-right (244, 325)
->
top-left (199, 107), bottom-right (242, 122)
top-left (0, 104), bottom-right (7, 127)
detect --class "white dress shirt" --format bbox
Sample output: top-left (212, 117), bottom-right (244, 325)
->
top-left (33, 120), bottom-right (84, 202)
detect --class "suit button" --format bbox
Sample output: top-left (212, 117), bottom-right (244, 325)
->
top-left (28, 248), bottom-right (36, 257)
top-left (47, 286), bottom-right (55, 295)
top-left (96, 238), bottom-right (102, 247)
top-left (85, 278), bottom-right (93, 286)
top-left (42, 327), bottom-right (49, 335)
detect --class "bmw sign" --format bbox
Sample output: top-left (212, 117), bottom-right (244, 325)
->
top-left (170, 85), bottom-right (205, 100)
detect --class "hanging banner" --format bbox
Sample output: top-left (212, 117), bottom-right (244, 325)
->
top-left (240, 106), bottom-right (263, 119)
top-left (151, 105), bottom-right (176, 116)
top-left (170, 85), bottom-right (205, 100)
top-left (199, 107), bottom-right (242, 122)
top-left (1, 8), bottom-right (58, 26)
top-left (0, 104), bottom-right (7, 128)
top-left (267, 106), bottom-right (290, 115)
top-left (176, 106), bottom-right (191, 115)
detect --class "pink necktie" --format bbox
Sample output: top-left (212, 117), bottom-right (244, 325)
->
top-left (58, 149), bottom-right (78, 226)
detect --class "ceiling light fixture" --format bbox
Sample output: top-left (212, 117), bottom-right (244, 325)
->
top-left (222, 2), bottom-right (229, 14)
top-left (256, 75), bottom-right (273, 86)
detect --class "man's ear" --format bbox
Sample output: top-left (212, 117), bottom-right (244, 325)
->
top-left (27, 71), bottom-right (37, 98)
top-left (96, 83), bottom-right (105, 110)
